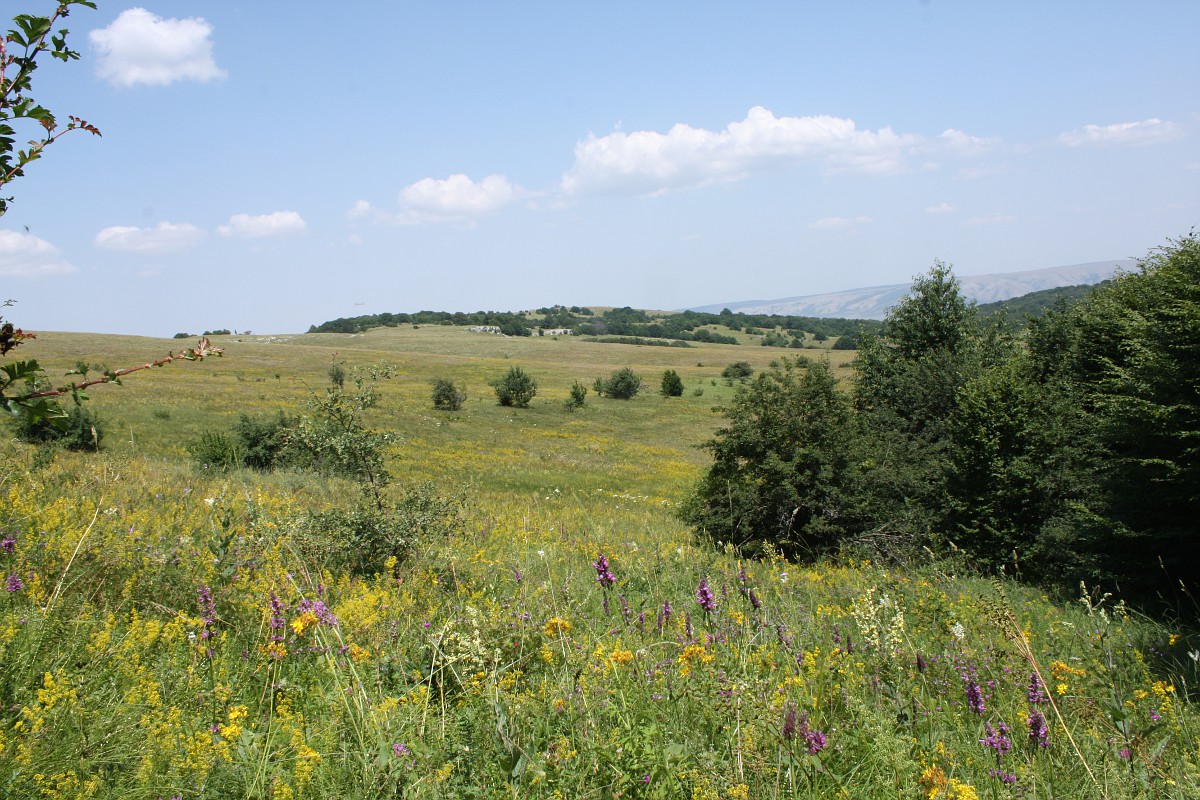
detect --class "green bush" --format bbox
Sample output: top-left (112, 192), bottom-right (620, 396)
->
top-left (13, 402), bottom-right (103, 451)
top-left (721, 361), bottom-right (755, 382)
top-left (565, 380), bottom-right (588, 410)
top-left (431, 378), bottom-right (467, 411)
top-left (300, 483), bottom-right (464, 576)
top-left (492, 366), bottom-right (537, 408)
top-left (188, 412), bottom-right (299, 472)
top-left (660, 369), bottom-right (684, 397)
top-left (594, 367), bottom-right (642, 399)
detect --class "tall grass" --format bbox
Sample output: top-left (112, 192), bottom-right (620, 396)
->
top-left (0, 328), bottom-right (1195, 798)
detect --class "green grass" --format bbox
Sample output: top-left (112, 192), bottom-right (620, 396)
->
top-left (0, 327), bottom-right (1196, 799)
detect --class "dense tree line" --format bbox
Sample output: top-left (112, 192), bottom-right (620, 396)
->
top-left (683, 235), bottom-right (1200, 603)
top-left (309, 305), bottom-right (881, 342)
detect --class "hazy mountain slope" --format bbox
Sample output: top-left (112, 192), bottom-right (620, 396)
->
top-left (689, 259), bottom-right (1135, 319)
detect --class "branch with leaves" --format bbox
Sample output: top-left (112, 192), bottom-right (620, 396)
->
top-left (1, 1), bottom-right (101, 216)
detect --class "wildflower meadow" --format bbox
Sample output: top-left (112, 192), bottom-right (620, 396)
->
top-left (0, 327), bottom-right (1197, 799)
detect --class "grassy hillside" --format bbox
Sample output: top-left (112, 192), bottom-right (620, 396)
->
top-left (0, 328), bottom-right (1196, 799)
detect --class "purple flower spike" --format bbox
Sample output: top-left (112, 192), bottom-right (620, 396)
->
top-left (1, 534), bottom-right (15, 553)
top-left (965, 679), bottom-right (986, 715)
top-left (1028, 710), bottom-right (1049, 748)
top-left (5, 573), bottom-right (22, 593)
top-left (695, 577), bottom-right (716, 612)
top-left (1028, 672), bottom-right (1047, 704)
top-left (593, 552), bottom-right (616, 588)
top-left (782, 703), bottom-right (798, 740)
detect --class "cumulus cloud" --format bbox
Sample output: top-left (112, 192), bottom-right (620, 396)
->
top-left (217, 211), bottom-right (307, 238)
top-left (376, 174), bottom-right (520, 224)
top-left (809, 216), bottom-right (872, 230)
top-left (559, 107), bottom-right (949, 197)
top-left (1059, 118), bottom-right (1179, 147)
top-left (90, 8), bottom-right (225, 87)
top-left (0, 230), bottom-right (76, 277)
top-left (925, 202), bottom-right (956, 214)
top-left (94, 221), bottom-right (206, 252)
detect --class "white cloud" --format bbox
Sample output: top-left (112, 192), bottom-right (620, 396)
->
top-left (925, 202), bottom-right (956, 214)
top-left (94, 221), bottom-right (206, 252)
top-left (390, 174), bottom-right (520, 224)
top-left (0, 230), bottom-right (76, 277)
top-left (90, 8), bottom-right (225, 87)
top-left (964, 213), bottom-right (1016, 226)
top-left (937, 129), bottom-right (1000, 156)
top-left (1059, 118), bottom-right (1179, 147)
top-left (809, 216), bottom-right (871, 230)
top-left (217, 211), bottom-right (307, 238)
top-left (346, 200), bottom-right (373, 220)
top-left (560, 107), bottom-right (945, 197)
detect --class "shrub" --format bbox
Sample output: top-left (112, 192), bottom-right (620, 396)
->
top-left (661, 369), bottom-right (684, 397)
top-left (300, 483), bottom-right (464, 576)
top-left (492, 366), bottom-right (537, 408)
top-left (187, 412), bottom-right (300, 471)
top-left (721, 361), bottom-right (755, 382)
top-left (431, 378), bottom-right (467, 410)
top-left (565, 380), bottom-right (588, 410)
top-left (187, 430), bottom-right (243, 470)
top-left (595, 367), bottom-right (642, 399)
top-left (13, 402), bottom-right (103, 451)
top-left (172, 332), bottom-right (192, 339)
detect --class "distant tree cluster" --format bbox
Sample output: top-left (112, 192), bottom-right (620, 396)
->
top-left (309, 304), bottom-right (880, 345)
top-left (683, 235), bottom-right (1200, 602)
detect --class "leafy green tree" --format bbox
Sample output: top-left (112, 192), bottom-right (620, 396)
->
top-left (594, 367), bottom-right (642, 399)
top-left (660, 369), bottom-right (684, 397)
top-left (721, 361), bottom-right (755, 382)
top-left (682, 357), bottom-right (855, 554)
top-left (564, 380), bottom-right (587, 410)
top-left (431, 377), bottom-right (466, 410)
top-left (1058, 234), bottom-right (1200, 593)
top-left (492, 366), bottom-right (537, 408)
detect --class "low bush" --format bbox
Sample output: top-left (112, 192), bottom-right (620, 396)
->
top-left (13, 402), bottom-right (104, 451)
top-left (594, 367), bottom-right (642, 399)
top-left (431, 378), bottom-right (467, 411)
top-left (492, 366), bottom-right (538, 408)
top-left (661, 369), bottom-right (684, 397)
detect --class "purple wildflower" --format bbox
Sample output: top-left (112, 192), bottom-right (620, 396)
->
top-left (619, 594), bottom-right (632, 622)
top-left (804, 727), bottom-right (827, 755)
top-left (512, 568), bottom-right (523, 584)
top-left (198, 585), bottom-right (216, 640)
top-left (988, 769), bottom-right (1018, 784)
top-left (298, 598), bottom-right (338, 627)
top-left (916, 652), bottom-right (927, 673)
top-left (782, 703), bottom-right (799, 740)
top-left (965, 679), bottom-right (986, 715)
top-left (980, 721), bottom-right (1012, 756)
top-left (657, 601), bottom-right (672, 634)
top-left (1028, 672), bottom-right (1047, 704)
top-left (748, 588), bottom-right (762, 611)
top-left (593, 552), bottom-right (616, 589)
top-left (1028, 710), bottom-right (1049, 748)
top-left (1, 534), bottom-right (14, 553)
top-left (5, 574), bottom-right (21, 593)
top-left (1118, 747), bottom-right (1131, 761)
top-left (695, 577), bottom-right (716, 612)
top-left (269, 594), bottom-right (287, 642)
top-left (392, 743), bottom-right (410, 757)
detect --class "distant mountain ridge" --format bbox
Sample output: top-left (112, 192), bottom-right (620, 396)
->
top-left (688, 260), bottom-right (1136, 320)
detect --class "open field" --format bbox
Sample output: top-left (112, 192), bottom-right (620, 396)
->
top-left (1, 327), bottom-right (1197, 799)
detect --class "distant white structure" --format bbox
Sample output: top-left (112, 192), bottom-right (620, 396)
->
top-left (467, 325), bottom-right (502, 334)
top-left (540, 328), bottom-right (572, 336)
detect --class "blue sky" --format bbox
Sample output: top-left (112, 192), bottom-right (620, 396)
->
top-left (2, 1), bottom-right (1197, 336)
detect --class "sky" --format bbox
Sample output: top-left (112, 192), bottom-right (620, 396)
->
top-left (2, 1), bottom-right (1197, 337)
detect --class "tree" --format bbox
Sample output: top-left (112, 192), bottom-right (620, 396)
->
top-left (492, 366), bottom-right (537, 408)
top-left (682, 357), bottom-right (855, 555)
top-left (721, 361), bottom-right (755, 383)
top-left (431, 377), bottom-right (467, 410)
top-left (660, 369), bottom-right (684, 397)
top-left (594, 367), bottom-right (641, 399)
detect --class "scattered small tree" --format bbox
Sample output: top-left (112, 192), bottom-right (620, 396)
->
top-left (565, 380), bottom-right (588, 410)
top-left (660, 369), bottom-right (684, 397)
top-left (594, 367), bottom-right (642, 399)
top-left (721, 361), bottom-right (755, 383)
top-left (492, 366), bottom-right (537, 408)
top-left (431, 377), bottom-right (467, 411)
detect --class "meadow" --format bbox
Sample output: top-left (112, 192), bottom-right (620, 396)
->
top-left (1, 326), bottom-right (1197, 799)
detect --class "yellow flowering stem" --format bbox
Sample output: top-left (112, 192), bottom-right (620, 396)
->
top-left (45, 491), bottom-right (104, 614)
